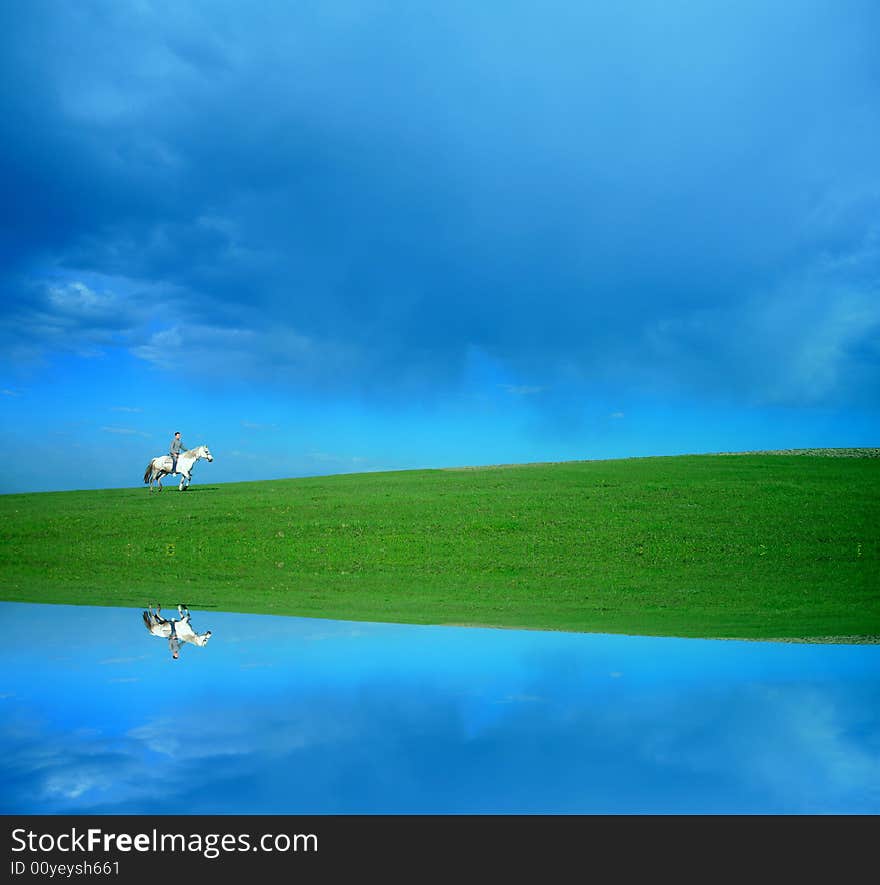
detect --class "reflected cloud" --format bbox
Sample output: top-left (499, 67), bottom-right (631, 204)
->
top-left (0, 602), bottom-right (878, 813)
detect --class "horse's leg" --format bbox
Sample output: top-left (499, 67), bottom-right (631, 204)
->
top-left (145, 605), bottom-right (160, 628)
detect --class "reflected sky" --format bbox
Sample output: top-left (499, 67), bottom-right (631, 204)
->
top-left (1, 602), bottom-right (878, 814)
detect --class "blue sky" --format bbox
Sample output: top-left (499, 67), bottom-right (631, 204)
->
top-left (1, 0), bottom-right (879, 493)
top-left (2, 602), bottom-right (879, 813)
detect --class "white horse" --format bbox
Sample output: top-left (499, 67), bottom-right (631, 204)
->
top-left (143, 445), bottom-right (213, 491)
top-left (142, 604), bottom-right (213, 659)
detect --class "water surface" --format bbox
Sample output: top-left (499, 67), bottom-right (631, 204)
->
top-left (1, 602), bottom-right (878, 813)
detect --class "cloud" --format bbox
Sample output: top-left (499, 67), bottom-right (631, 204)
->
top-left (307, 452), bottom-right (367, 465)
top-left (130, 323), bottom-right (359, 391)
top-left (227, 450), bottom-right (265, 461)
top-left (1, 1), bottom-right (879, 408)
top-left (0, 717), bottom-right (160, 812)
top-left (632, 685), bottom-right (880, 810)
top-left (100, 426), bottom-right (151, 437)
top-left (642, 235), bottom-right (880, 405)
top-left (500, 385), bottom-right (545, 396)
top-left (4, 674), bottom-right (879, 814)
top-left (0, 279), bottom-right (140, 365)
top-left (499, 694), bottom-right (544, 704)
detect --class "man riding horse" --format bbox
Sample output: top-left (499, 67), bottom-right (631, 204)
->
top-left (169, 432), bottom-right (187, 475)
top-left (142, 604), bottom-right (212, 659)
top-left (143, 444), bottom-right (213, 492)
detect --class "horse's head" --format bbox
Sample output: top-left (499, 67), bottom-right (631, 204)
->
top-left (203, 446), bottom-right (214, 462)
top-left (194, 630), bottom-right (213, 647)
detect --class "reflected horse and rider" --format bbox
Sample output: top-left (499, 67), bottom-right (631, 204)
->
top-left (143, 604), bottom-right (212, 659)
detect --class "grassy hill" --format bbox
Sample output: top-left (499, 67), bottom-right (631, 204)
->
top-left (1, 452), bottom-right (878, 640)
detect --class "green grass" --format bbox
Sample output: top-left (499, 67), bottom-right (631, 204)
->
top-left (1, 453), bottom-right (878, 640)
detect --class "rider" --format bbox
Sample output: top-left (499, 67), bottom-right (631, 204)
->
top-left (144, 605), bottom-right (182, 659)
top-left (169, 618), bottom-right (181, 660)
top-left (169, 432), bottom-right (187, 475)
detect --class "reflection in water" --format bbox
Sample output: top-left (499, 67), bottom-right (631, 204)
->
top-left (142, 604), bottom-right (213, 660)
top-left (0, 601), bottom-right (878, 813)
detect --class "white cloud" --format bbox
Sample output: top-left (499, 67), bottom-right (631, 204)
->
top-left (47, 281), bottom-right (115, 316)
top-left (1, 279), bottom-right (140, 365)
top-left (100, 426), bottom-right (151, 437)
top-left (644, 238), bottom-right (880, 407)
top-left (131, 322), bottom-right (356, 389)
top-left (228, 449), bottom-right (266, 461)
top-left (498, 694), bottom-right (544, 704)
top-left (500, 384), bottom-right (545, 396)
top-left (308, 452), bottom-right (367, 465)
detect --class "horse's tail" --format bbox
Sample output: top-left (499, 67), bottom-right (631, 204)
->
top-left (143, 461), bottom-right (153, 483)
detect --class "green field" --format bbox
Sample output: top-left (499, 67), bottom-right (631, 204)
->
top-left (1, 452), bottom-right (878, 640)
